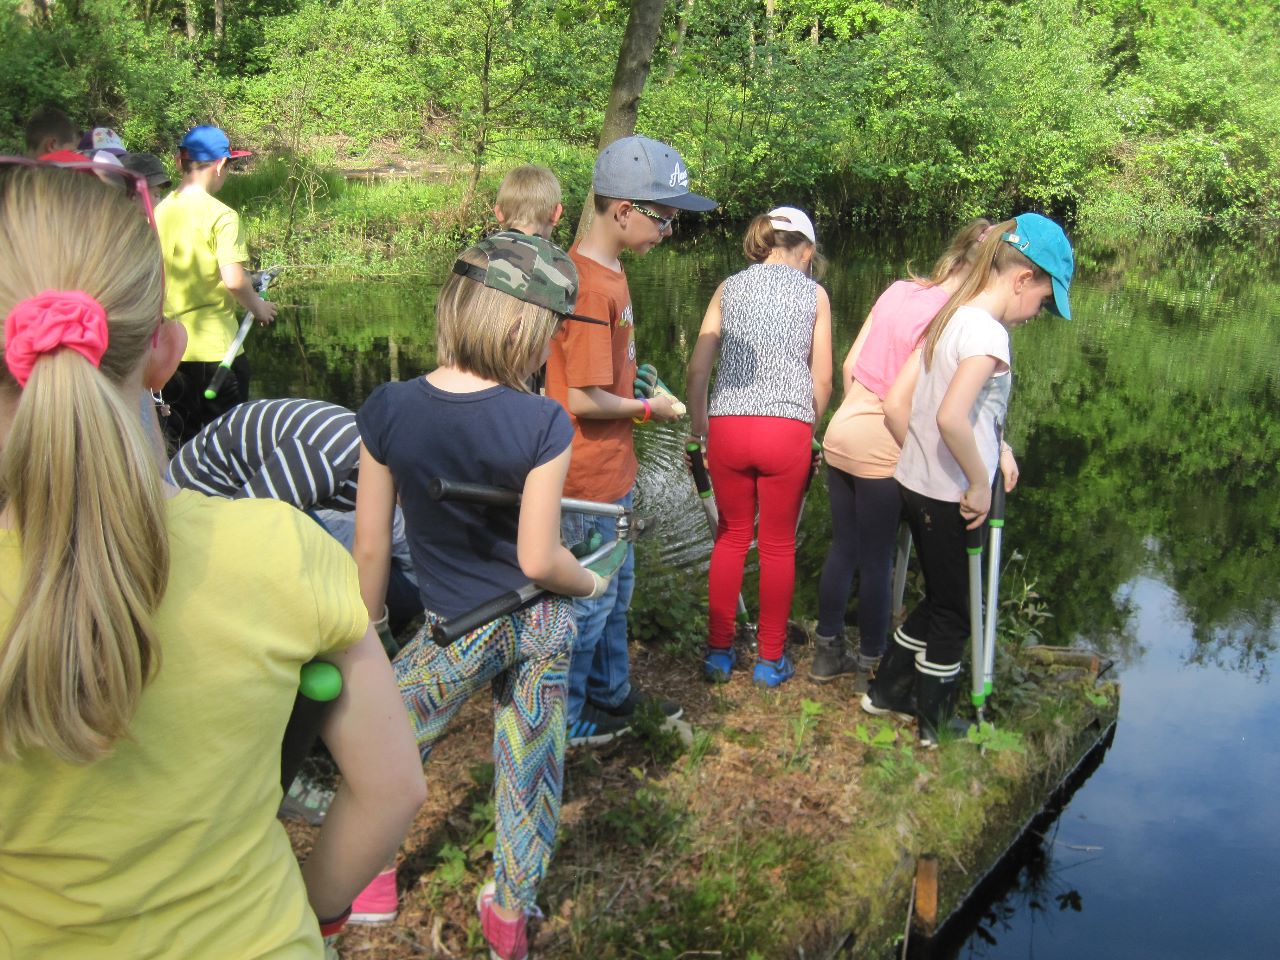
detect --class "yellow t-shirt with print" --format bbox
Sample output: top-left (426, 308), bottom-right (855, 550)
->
top-left (155, 187), bottom-right (250, 362)
top-left (0, 491), bottom-right (368, 960)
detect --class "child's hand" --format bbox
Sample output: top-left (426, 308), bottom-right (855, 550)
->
top-left (999, 443), bottom-right (1019, 492)
top-left (960, 483), bottom-right (991, 529)
top-left (649, 394), bottom-right (681, 422)
top-left (253, 300), bottom-right (278, 325)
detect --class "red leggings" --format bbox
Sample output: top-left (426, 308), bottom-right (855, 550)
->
top-left (707, 416), bottom-right (813, 660)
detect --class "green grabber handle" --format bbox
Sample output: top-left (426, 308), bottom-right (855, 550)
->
top-left (280, 659), bottom-right (343, 793)
top-left (981, 427), bottom-right (1008, 703)
top-left (687, 441), bottom-right (749, 623)
top-left (205, 266), bottom-right (281, 399)
top-left (967, 517), bottom-right (986, 713)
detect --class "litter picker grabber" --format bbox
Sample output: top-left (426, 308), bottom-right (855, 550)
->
top-left (970, 423), bottom-right (1007, 723)
top-left (280, 660), bottom-right (342, 793)
top-left (891, 524), bottom-right (912, 618)
top-left (204, 265), bottom-right (282, 399)
top-left (426, 478), bottom-right (646, 647)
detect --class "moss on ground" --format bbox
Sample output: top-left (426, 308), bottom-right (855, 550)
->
top-left (291, 633), bottom-right (1118, 959)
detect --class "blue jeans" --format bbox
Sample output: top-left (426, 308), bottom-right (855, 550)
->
top-left (561, 491), bottom-right (635, 725)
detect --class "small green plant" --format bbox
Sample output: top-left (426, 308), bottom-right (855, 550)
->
top-left (998, 551), bottom-right (1054, 645)
top-left (853, 721), bottom-right (900, 749)
top-left (786, 698), bottom-right (824, 770)
top-left (965, 721), bottom-right (1027, 753)
top-left (872, 742), bottom-right (932, 786)
top-left (630, 699), bottom-right (685, 766)
top-left (434, 842), bottom-right (467, 888)
top-left (687, 727), bottom-right (715, 768)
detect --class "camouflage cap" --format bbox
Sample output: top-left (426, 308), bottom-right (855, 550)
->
top-left (452, 231), bottom-right (605, 324)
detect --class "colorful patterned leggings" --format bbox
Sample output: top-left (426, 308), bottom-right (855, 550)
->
top-left (393, 596), bottom-right (574, 913)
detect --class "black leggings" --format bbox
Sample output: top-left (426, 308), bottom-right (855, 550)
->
top-left (898, 486), bottom-right (974, 668)
top-left (815, 467), bottom-right (902, 656)
top-left (163, 355), bottom-right (251, 446)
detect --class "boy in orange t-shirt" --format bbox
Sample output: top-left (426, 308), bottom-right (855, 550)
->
top-left (544, 135), bottom-right (717, 745)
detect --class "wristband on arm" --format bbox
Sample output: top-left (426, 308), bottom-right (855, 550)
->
top-left (633, 397), bottom-right (651, 424)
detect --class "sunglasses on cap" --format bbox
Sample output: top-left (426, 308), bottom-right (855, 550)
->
top-left (1, 155), bottom-right (166, 336)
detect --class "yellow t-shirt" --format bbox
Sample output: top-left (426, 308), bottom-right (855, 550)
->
top-left (0, 492), bottom-right (368, 960)
top-left (155, 188), bottom-right (250, 362)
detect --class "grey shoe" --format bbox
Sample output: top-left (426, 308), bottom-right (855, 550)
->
top-left (852, 652), bottom-right (881, 695)
top-left (808, 632), bottom-right (859, 683)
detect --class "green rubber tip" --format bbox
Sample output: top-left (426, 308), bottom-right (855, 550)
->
top-left (983, 681), bottom-right (993, 695)
top-left (966, 546), bottom-right (983, 555)
top-left (697, 490), bottom-right (713, 499)
top-left (299, 661), bottom-right (343, 701)
top-left (203, 388), bottom-right (217, 400)
top-left (990, 519), bottom-right (1005, 528)
top-left (971, 692), bottom-right (987, 707)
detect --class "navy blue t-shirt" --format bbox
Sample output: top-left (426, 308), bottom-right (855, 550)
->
top-left (357, 377), bottom-right (573, 619)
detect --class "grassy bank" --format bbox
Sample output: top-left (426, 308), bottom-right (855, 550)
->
top-left (289, 591), bottom-right (1118, 959)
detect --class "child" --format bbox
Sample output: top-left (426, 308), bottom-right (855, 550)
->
top-left (23, 104), bottom-right (77, 157)
top-left (686, 207), bottom-right (833, 687)
top-left (545, 134), bottom-right (716, 744)
top-left (155, 125), bottom-right (277, 442)
top-left (351, 232), bottom-right (623, 959)
top-left (813, 220), bottom-right (996, 686)
top-left (870, 213), bottom-right (1073, 746)
top-left (0, 162), bottom-right (424, 957)
top-left (494, 164), bottom-right (563, 239)
top-left (167, 398), bottom-right (423, 636)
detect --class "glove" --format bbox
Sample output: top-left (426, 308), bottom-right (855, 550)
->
top-left (569, 529), bottom-right (604, 558)
top-left (633, 363), bottom-right (659, 399)
top-left (373, 607), bottom-right (397, 657)
top-left (582, 539), bottom-right (629, 599)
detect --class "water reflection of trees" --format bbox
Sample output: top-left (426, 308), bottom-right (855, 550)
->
top-left (253, 234), bottom-right (1280, 672)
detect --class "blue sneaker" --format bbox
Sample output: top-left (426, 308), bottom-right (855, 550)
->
top-left (753, 653), bottom-right (795, 688)
top-left (703, 645), bottom-right (737, 683)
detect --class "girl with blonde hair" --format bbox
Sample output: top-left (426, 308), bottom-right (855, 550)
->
top-left (812, 220), bottom-right (998, 686)
top-left (0, 161), bottom-right (425, 957)
top-left (869, 213), bottom-right (1074, 746)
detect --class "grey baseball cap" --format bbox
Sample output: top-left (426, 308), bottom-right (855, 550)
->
top-left (120, 152), bottom-right (172, 188)
top-left (452, 231), bottom-right (605, 324)
top-left (593, 135), bottom-right (718, 212)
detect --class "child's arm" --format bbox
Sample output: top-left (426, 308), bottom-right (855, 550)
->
top-left (568, 386), bottom-right (678, 422)
top-left (936, 355), bottom-right (1000, 528)
top-left (302, 624), bottom-right (426, 920)
top-left (352, 443), bottom-right (395, 619)
top-left (517, 447), bottom-right (597, 597)
top-left (841, 310), bottom-right (876, 396)
top-left (883, 349), bottom-right (921, 446)
top-left (220, 262), bottom-right (278, 325)
top-left (810, 287), bottom-right (834, 421)
top-left (685, 281), bottom-right (725, 440)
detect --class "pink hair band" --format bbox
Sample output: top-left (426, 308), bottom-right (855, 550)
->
top-left (4, 290), bottom-right (109, 387)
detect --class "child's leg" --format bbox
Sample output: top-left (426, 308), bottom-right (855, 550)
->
top-left (706, 418), bottom-right (758, 649)
top-left (585, 498), bottom-right (635, 710)
top-left (898, 488), bottom-right (969, 672)
top-left (852, 475), bottom-right (904, 659)
top-left (393, 612), bottom-right (527, 761)
top-left (563, 492), bottom-right (632, 725)
top-left (750, 418), bottom-right (813, 661)
top-left (816, 465), bottom-right (860, 638)
top-left (489, 597), bottom-right (574, 912)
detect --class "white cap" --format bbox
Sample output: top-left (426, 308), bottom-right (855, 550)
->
top-left (767, 206), bottom-right (816, 244)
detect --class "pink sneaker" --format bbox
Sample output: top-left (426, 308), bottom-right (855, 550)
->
top-left (476, 881), bottom-right (529, 960)
top-left (349, 868), bottom-right (398, 924)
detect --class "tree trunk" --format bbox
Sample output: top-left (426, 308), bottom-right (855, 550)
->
top-left (184, 0), bottom-right (197, 41)
top-left (665, 0), bottom-right (694, 81)
top-left (576, 0), bottom-right (667, 241)
top-left (215, 0), bottom-right (225, 42)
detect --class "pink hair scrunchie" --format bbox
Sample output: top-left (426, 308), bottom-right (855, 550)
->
top-left (4, 290), bottom-right (110, 388)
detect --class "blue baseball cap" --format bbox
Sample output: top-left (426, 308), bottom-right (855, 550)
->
top-left (1002, 213), bottom-right (1073, 319)
top-left (593, 135), bottom-right (717, 212)
top-left (179, 125), bottom-right (251, 163)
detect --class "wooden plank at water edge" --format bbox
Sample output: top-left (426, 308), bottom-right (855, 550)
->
top-left (913, 854), bottom-right (939, 937)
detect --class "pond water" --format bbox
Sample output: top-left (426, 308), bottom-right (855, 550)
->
top-left (253, 228), bottom-right (1280, 958)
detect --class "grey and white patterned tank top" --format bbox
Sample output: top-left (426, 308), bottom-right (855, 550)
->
top-left (709, 262), bottom-right (819, 423)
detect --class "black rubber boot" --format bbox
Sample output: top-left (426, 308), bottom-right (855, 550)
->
top-left (808, 632), bottom-right (859, 683)
top-left (859, 634), bottom-right (917, 719)
top-left (915, 669), bottom-right (970, 748)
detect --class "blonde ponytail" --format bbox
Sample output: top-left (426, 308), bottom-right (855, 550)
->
top-left (0, 165), bottom-right (169, 763)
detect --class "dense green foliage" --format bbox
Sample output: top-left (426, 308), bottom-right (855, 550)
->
top-left (4, 0), bottom-right (1279, 233)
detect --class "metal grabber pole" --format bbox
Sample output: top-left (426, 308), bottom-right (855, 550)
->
top-left (687, 441), bottom-right (750, 623)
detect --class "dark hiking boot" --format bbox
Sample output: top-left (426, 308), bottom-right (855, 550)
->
top-left (808, 632), bottom-right (859, 683)
top-left (852, 652), bottom-right (881, 696)
top-left (860, 634), bottom-right (918, 720)
top-left (915, 669), bottom-right (971, 749)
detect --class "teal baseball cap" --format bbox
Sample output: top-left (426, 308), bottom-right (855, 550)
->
top-left (1002, 213), bottom-right (1074, 319)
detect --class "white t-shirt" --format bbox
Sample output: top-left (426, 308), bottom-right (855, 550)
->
top-left (895, 305), bottom-right (1011, 502)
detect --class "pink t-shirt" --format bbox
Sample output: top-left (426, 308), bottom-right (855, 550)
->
top-left (852, 280), bottom-right (951, 399)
